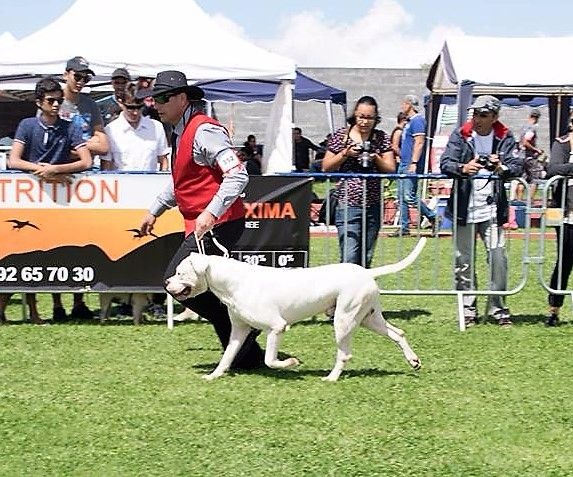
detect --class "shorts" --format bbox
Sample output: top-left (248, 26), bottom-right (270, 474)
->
top-left (522, 156), bottom-right (544, 183)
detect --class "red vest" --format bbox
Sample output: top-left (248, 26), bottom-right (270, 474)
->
top-left (173, 112), bottom-right (245, 235)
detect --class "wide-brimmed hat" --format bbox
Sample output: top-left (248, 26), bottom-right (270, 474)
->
top-left (65, 56), bottom-right (95, 75)
top-left (468, 95), bottom-right (501, 114)
top-left (137, 70), bottom-right (204, 100)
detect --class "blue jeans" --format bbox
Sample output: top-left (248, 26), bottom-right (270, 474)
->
top-left (397, 165), bottom-right (436, 233)
top-left (335, 204), bottom-right (381, 267)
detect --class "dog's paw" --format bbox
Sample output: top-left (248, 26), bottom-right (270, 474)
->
top-left (409, 357), bottom-right (422, 370)
top-left (202, 373), bottom-right (220, 381)
top-left (285, 357), bottom-right (300, 368)
top-left (321, 375), bottom-right (339, 382)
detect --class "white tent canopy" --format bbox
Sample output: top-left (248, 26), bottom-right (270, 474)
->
top-left (0, 0), bottom-right (297, 172)
top-left (427, 35), bottom-right (573, 139)
top-left (0, 0), bottom-right (295, 81)
top-left (428, 35), bottom-right (573, 96)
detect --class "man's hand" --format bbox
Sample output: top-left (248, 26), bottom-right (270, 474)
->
top-left (195, 210), bottom-right (217, 240)
top-left (33, 163), bottom-right (60, 180)
top-left (407, 162), bottom-right (417, 173)
top-left (461, 157), bottom-right (485, 176)
top-left (139, 213), bottom-right (157, 236)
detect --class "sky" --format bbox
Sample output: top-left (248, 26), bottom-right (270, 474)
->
top-left (1, 0), bottom-right (572, 68)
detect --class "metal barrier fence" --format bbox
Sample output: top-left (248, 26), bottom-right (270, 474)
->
top-left (536, 175), bottom-right (573, 311)
top-left (296, 171), bottom-right (560, 331)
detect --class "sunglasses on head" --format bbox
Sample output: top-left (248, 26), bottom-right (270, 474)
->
top-left (73, 72), bottom-right (92, 83)
top-left (44, 97), bottom-right (62, 105)
top-left (154, 92), bottom-right (178, 104)
top-left (124, 103), bottom-right (144, 110)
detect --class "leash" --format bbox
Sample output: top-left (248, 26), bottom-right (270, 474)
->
top-left (194, 231), bottom-right (229, 258)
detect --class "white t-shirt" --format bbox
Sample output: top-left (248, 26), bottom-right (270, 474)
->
top-left (467, 131), bottom-right (497, 223)
top-left (101, 114), bottom-right (169, 171)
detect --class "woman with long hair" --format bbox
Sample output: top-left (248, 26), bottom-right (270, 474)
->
top-left (322, 95), bottom-right (395, 266)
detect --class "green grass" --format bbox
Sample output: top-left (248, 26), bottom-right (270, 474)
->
top-left (1, 235), bottom-right (572, 476)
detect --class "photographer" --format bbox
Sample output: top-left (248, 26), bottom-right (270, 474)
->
top-left (322, 95), bottom-right (395, 267)
top-left (440, 95), bottom-right (522, 327)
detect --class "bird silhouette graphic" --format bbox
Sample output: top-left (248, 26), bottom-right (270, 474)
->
top-left (5, 219), bottom-right (41, 231)
top-left (126, 228), bottom-right (157, 238)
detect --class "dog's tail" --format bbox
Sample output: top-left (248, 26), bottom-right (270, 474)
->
top-left (368, 238), bottom-right (427, 278)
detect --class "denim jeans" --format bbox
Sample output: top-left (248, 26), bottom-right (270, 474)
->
top-left (397, 165), bottom-right (436, 233)
top-left (335, 204), bottom-right (381, 267)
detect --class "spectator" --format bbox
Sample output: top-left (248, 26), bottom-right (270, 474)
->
top-left (440, 95), bottom-right (522, 327)
top-left (293, 127), bottom-right (320, 172)
top-left (544, 110), bottom-right (573, 327)
top-left (0, 294), bottom-right (44, 325)
top-left (98, 67), bottom-right (131, 125)
top-left (53, 56), bottom-right (109, 321)
top-left (310, 133), bottom-right (330, 173)
top-left (322, 95), bottom-right (395, 267)
top-left (392, 95), bottom-right (440, 237)
top-left (240, 134), bottom-right (262, 175)
top-left (390, 111), bottom-right (409, 168)
top-left (101, 84), bottom-right (169, 172)
top-left (506, 108), bottom-right (545, 229)
top-left (3, 77), bottom-right (92, 324)
top-left (138, 70), bottom-right (264, 369)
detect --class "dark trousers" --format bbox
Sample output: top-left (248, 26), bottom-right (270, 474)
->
top-left (548, 224), bottom-right (573, 308)
top-left (163, 218), bottom-right (264, 369)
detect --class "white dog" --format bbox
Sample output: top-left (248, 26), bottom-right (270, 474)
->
top-left (165, 238), bottom-right (426, 381)
top-left (99, 293), bottom-right (151, 325)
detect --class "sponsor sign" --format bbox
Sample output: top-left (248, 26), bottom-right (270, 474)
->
top-left (0, 172), bottom-right (311, 291)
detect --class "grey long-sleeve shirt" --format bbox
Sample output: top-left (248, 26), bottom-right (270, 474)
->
top-left (149, 106), bottom-right (248, 219)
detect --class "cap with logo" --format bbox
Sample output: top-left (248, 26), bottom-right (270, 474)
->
top-left (468, 95), bottom-right (501, 114)
top-left (65, 56), bottom-right (95, 75)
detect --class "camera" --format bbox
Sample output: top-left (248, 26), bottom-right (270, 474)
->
top-left (476, 154), bottom-right (497, 172)
top-left (357, 140), bottom-right (372, 168)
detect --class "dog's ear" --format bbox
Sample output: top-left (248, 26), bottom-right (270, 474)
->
top-left (190, 253), bottom-right (209, 276)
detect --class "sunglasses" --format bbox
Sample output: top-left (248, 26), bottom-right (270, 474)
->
top-left (124, 103), bottom-right (144, 110)
top-left (73, 72), bottom-right (92, 83)
top-left (476, 112), bottom-right (493, 118)
top-left (154, 92), bottom-right (178, 104)
top-left (44, 97), bottom-right (62, 105)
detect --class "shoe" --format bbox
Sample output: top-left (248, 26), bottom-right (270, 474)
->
top-left (430, 215), bottom-right (442, 237)
top-left (71, 302), bottom-right (93, 320)
top-left (464, 315), bottom-right (478, 327)
top-left (490, 308), bottom-right (512, 326)
top-left (0, 312), bottom-right (6, 324)
top-left (389, 229), bottom-right (410, 237)
top-left (52, 306), bottom-right (68, 322)
top-left (545, 312), bottom-right (559, 327)
top-left (117, 303), bottom-right (133, 316)
top-left (30, 316), bottom-right (48, 325)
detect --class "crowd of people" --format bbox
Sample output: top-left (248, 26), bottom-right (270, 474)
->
top-left (1, 55), bottom-right (573, 341)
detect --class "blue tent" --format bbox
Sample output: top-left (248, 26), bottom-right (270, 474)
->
top-left (197, 71), bottom-right (346, 105)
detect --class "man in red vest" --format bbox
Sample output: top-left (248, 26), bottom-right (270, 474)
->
top-left (139, 70), bottom-right (264, 369)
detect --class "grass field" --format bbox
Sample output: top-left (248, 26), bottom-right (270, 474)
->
top-left (1, 235), bottom-right (572, 476)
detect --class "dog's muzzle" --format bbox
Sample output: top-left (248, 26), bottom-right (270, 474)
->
top-left (165, 278), bottom-right (192, 299)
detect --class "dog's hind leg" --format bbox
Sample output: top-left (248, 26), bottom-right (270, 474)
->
top-left (203, 320), bottom-right (252, 381)
top-left (264, 325), bottom-right (300, 369)
top-left (362, 306), bottom-right (421, 370)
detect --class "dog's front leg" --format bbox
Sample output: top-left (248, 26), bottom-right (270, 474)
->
top-left (203, 321), bottom-right (252, 381)
top-left (265, 328), bottom-right (300, 369)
